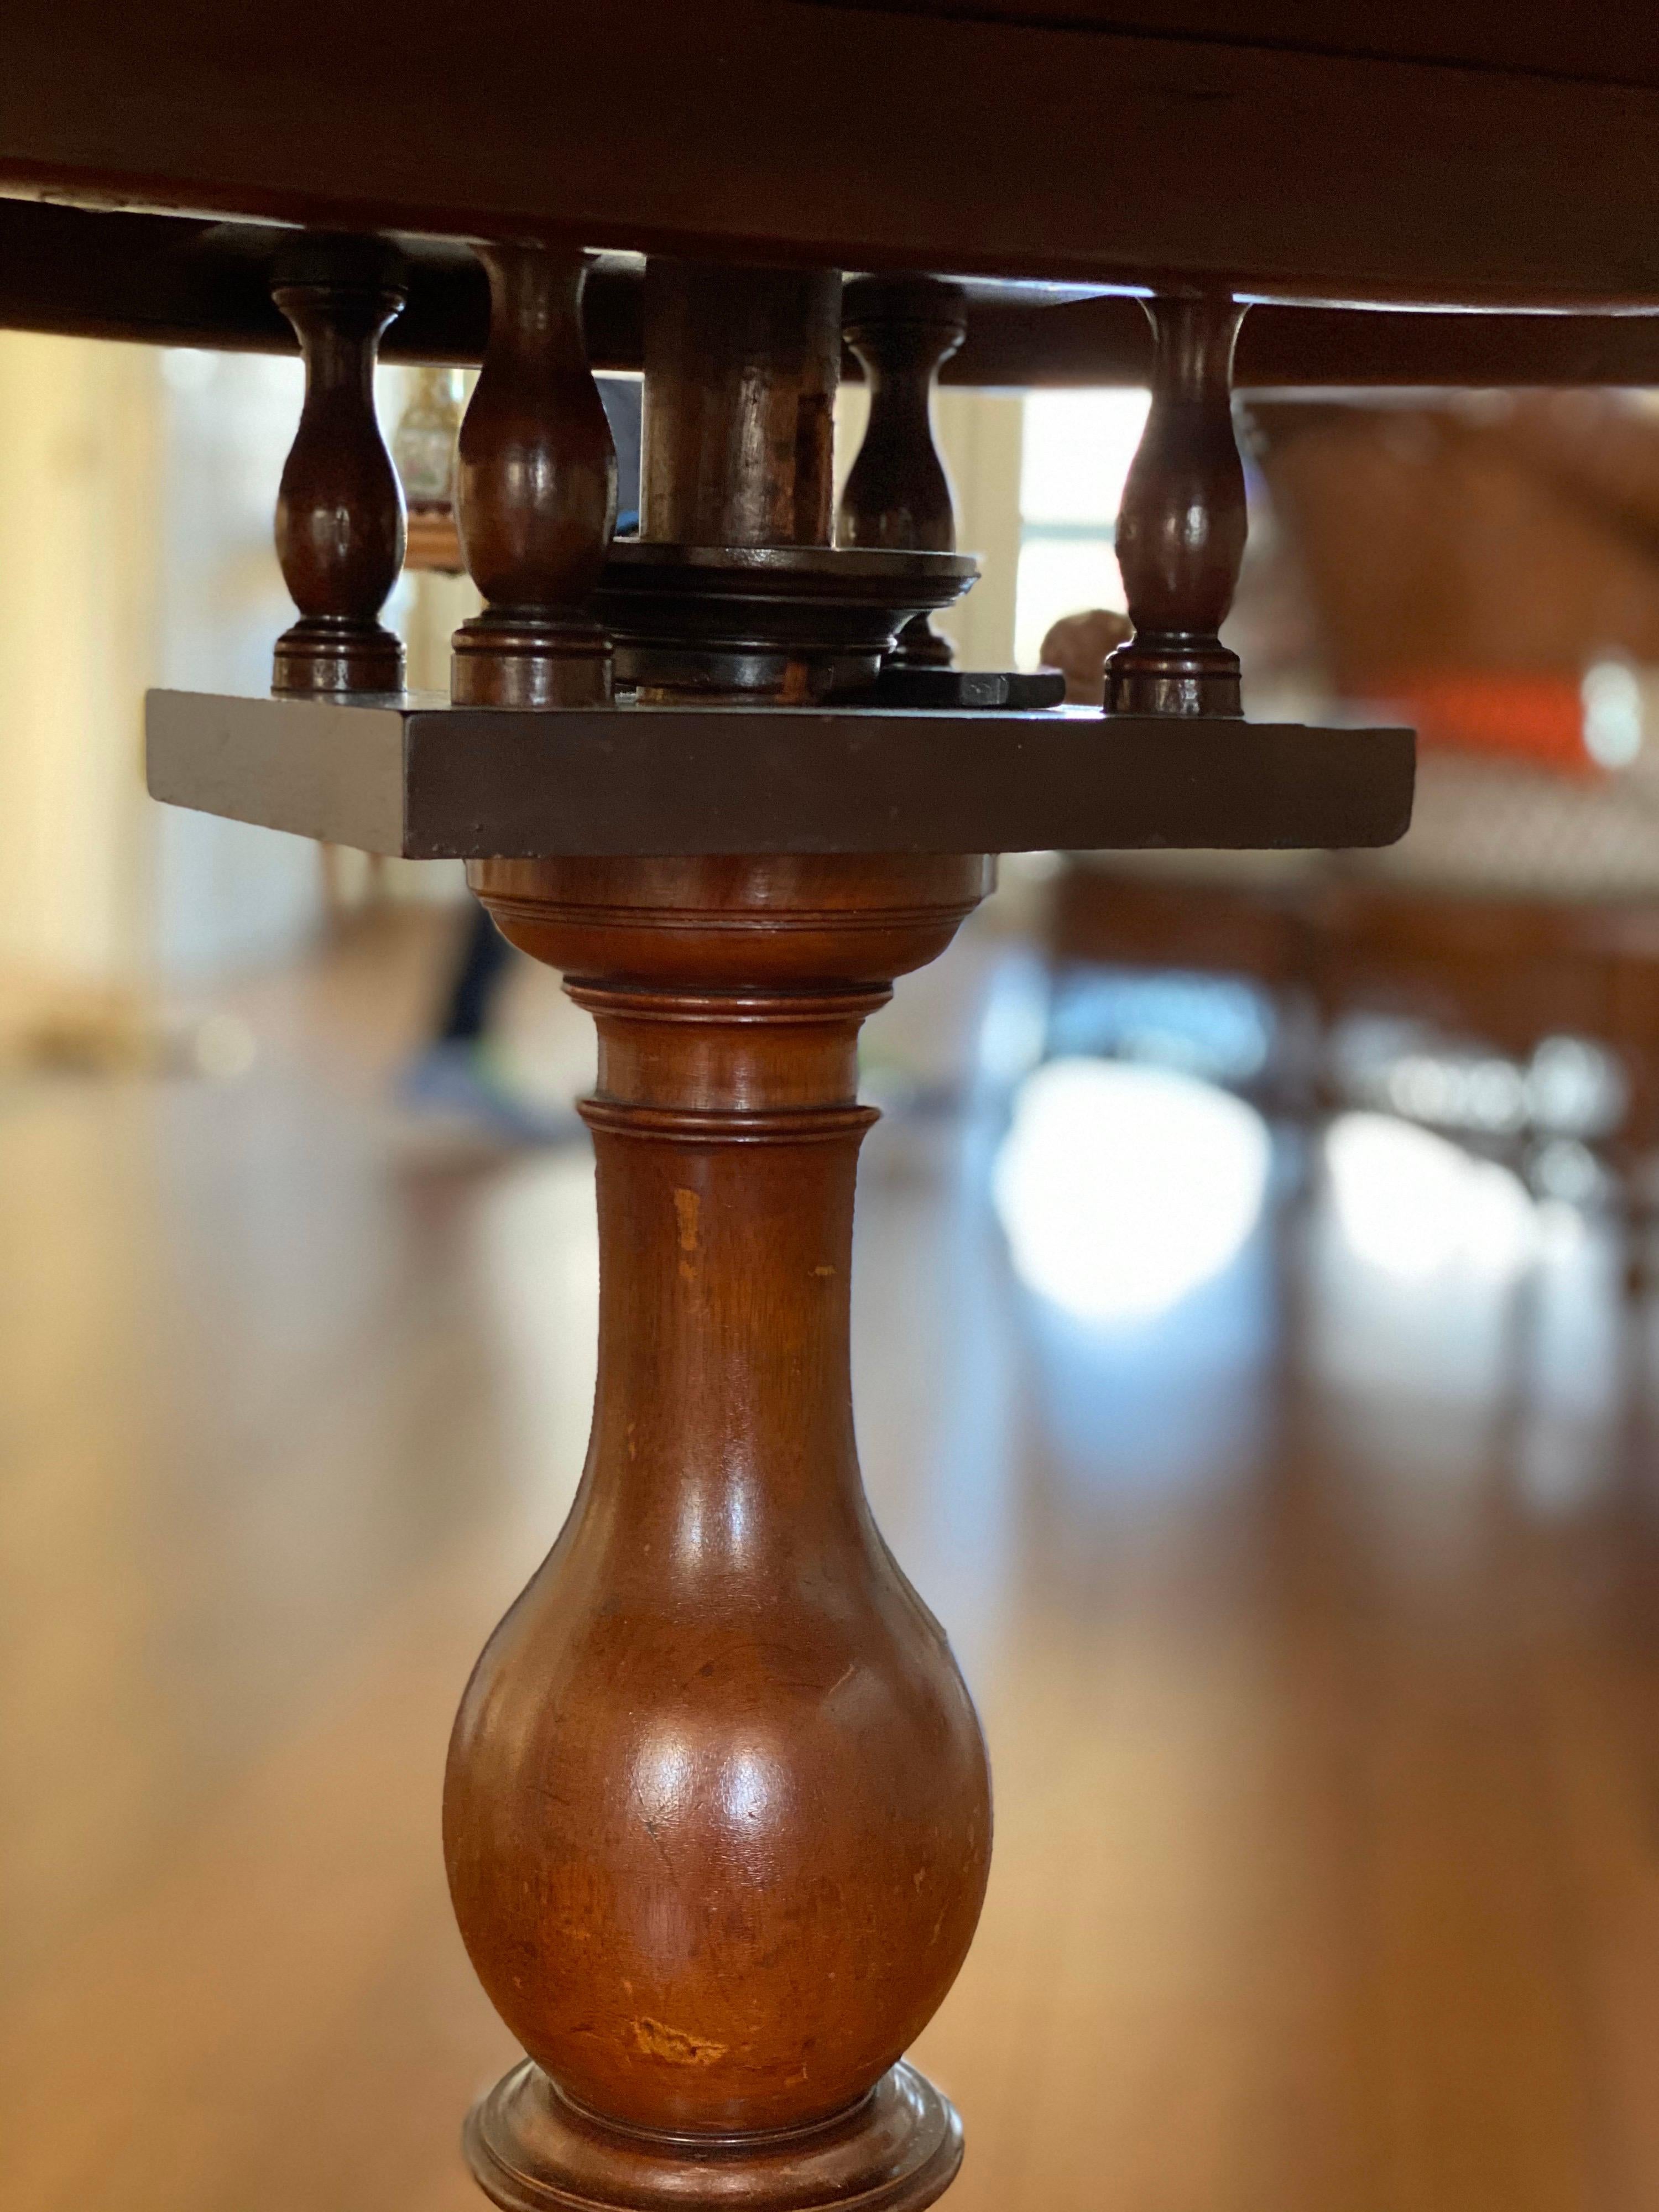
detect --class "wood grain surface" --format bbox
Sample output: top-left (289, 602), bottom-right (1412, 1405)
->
top-left (269, 236), bottom-right (409, 697)
top-left (9, 2), bottom-right (1659, 304)
top-left (445, 855), bottom-right (992, 2207)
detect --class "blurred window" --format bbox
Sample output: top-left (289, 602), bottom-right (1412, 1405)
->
top-left (1014, 389), bottom-right (1147, 668)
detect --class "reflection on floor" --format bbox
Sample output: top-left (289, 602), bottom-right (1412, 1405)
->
top-left (4, 909), bottom-right (1659, 2212)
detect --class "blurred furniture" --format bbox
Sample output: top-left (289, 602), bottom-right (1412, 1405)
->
top-left (1051, 862), bottom-right (1659, 1203)
top-left (1048, 393), bottom-right (1659, 1270)
top-left (15, 7), bottom-right (1659, 2209)
top-left (1251, 395), bottom-right (1659, 697)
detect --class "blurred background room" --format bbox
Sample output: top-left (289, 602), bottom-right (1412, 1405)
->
top-left (6, 333), bottom-right (1659, 2212)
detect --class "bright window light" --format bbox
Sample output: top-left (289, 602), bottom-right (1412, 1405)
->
top-left (1582, 656), bottom-right (1644, 770)
top-left (1324, 1113), bottom-right (1536, 1280)
top-left (1013, 536), bottom-right (1121, 668)
top-left (992, 1058), bottom-right (1271, 1322)
top-left (1014, 389), bottom-right (1151, 668)
top-left (1019, 389), bottom-right (1151, 526)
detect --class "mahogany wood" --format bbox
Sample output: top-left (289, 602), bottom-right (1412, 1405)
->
top-left (632, 262), bottom-right (930, 704)
top-left (13, 202), bottom-right (1659, 391)
top-left (1105, 295), bottom-right (1249, 717)
top-left (642, 262), bottom-right (842, 551)
top-left (269, 235), bottom-right (408, 696)
top-left (785, 1), bottom-right (1659, 87)
top-left (440, 252), bottom-right (997, 2212)
top-left (451, 243), bottom-right (617, 709)
top-left (19, 4), bottom-right (1640, 2209)
top-left (12, 2), bottom-right (1659, 307)
top-left (445, 854), bottom-right (994, 2212)
top-left (839, 278), bottom-right (966, 670)
top-left (958, 293), bottom-right (1659, 395)
top-left (18, 196), bottom-right (1659, 409)
top-left (18, 4), bottom-right (1652, 2207)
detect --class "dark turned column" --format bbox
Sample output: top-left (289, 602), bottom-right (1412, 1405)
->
top-left (270, 234), bottom-right (408, 695)
top-left (1104, 293), bottom-right (1251, 717)
top-left (452, 242), bottom-right (617, 708)
top-left (838, 276), bottom-right (966, 667)
top-left (641, 260), bottom-right (841, 547)
top-left (604, 265), bottom-right (976, 710)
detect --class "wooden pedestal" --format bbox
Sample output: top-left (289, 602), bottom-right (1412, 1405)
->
top-left (443, 854), bottom-right (995, 2212)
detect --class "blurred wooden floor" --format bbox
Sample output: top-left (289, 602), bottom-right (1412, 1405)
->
top-left (4, 910), bottom-right (1659, 2212)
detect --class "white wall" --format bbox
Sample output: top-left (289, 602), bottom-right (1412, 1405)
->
top-left (0, 335), bottom-right (160, 984)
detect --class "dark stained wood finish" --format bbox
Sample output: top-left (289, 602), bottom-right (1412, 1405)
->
top-left (143, 691), bottom-right (1416, 859)
top-left (786, 0), bottom-right (1659, 88)
top-left (12, 2), bottom-right (1659, 305)
top-left (949, 293), bottom-right (1659, 393)
top-left (629, 264), bottom-right (984, 705)
top-left (451, 244), bottom-right (617, 710)
top-left (839, 278), bottom-right (967, 670)
top-left (0, 201), bottom-right (649, 370)
top-left (445, 854), bottom-right (994, 2211)
top-left (12, 202), bottom-right (1659, 393)
top-left (642, 263), bottom-right (842, 551)
top-left (594, 544), bottom-right (979, 707)
top-left (269, 235), bottom-right (408, 696)
top-left (1105, 295), bottom-right (1249, 717)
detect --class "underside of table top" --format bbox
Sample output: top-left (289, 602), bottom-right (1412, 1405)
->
top-left (7, 0), bottom-right (1659, 310)
top-left (4, 201), bottom-right (1659, 394)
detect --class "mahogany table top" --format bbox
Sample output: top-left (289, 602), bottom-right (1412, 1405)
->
top-left (6, 1), bottom-right (1659, 311)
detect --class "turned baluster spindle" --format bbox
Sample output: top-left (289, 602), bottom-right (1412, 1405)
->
top-left (270, 234), bottom-right (409, 695)
top-left (452, 242), bottom-right (617, 708)
top-left (1104, 293), bottom-right (1251, 716)
top-left (838, 276), bottom-right (966, 667)
top-left (445, 854), bottom-right (994, 2212)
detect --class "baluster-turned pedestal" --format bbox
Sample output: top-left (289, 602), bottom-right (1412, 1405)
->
top-left (1105, 292), bottom-right (1251, 716)
top-left (448, 854), bottom-right (993, 2212)
top-left (270, 234), bottom-right (409, 695)
top-left (452, 242), bottom-right (617, 707)
top-left (838, 276), bottom-right (967, 669)
top-left (442, 258), bottom-right (994, 2212)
